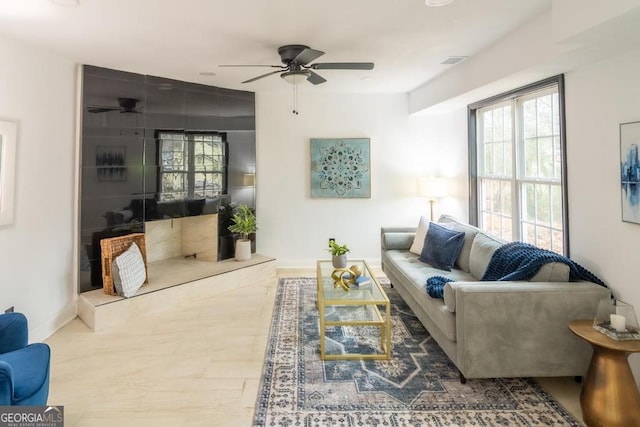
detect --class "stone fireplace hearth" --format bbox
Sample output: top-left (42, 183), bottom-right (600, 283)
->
top-left (78, 254), bottom-right (276, 331)
top-left (145, 215), bottom-right (218, 263)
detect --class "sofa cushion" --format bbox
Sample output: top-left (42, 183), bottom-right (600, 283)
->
top-left (419, 223), bottom-right (465, 271)
top-left (469, 232), bottom-right (504, 280)
top-left (529, 262), bottom-right (570, 282)
top-left (438, 216), bottom-right (479, 274)
top-left (409, 216), bottom-right (430, 255)
top-left (383, 249), bottom-right (474, 341)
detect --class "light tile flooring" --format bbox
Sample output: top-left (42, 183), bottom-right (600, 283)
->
top-left (46, 268), bottom-right (584, 426)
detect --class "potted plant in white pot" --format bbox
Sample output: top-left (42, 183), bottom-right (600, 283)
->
top-left (328, 240), bottom-right (350, 268)
top-left (228, 204), bottom-right (257, 261)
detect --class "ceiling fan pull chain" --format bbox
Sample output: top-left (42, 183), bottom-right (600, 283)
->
top-left (292, 83), bottom-right (299, 115)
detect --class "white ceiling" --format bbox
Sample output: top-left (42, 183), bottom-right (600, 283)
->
top-left (0, 0), bottom-right (551, 93)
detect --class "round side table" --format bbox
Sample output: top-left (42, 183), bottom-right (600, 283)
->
top-left (569, 319), bottom-right (640, 427)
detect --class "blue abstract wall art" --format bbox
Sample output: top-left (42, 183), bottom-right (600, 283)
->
top-left (310, 138), bottom-right (370, 198)
top-left (620, 121), bottom-right (640, 224)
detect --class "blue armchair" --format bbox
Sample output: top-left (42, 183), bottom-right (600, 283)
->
top-left (0, 312), bottom-right (50, 405)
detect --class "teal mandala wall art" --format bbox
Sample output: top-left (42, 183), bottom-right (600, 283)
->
top-left (310, 138), bottom-right (371, 198)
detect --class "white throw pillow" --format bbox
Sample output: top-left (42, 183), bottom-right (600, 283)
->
top-left (112, 242), bottom-right (146, 298)
top-left (409, 216), bottom-right (430, 255)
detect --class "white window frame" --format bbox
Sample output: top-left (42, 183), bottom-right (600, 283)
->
top-left (469, 75), bottom-right (568, 255)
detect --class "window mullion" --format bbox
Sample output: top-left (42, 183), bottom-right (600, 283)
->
top-left (512, 98), bottom-right (520, 242)
top-left (187, 134), bottom-right (195, 197)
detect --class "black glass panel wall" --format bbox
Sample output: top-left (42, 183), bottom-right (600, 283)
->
top-left (79, 65), bottom-right (256, 292)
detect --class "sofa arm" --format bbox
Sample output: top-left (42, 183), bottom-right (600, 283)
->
top-left (380, 227), bottom-right (416, 250)
top-left (453, 280), bottom-right (611, 378)
top-left (0, 361), bottom-right (13, 406)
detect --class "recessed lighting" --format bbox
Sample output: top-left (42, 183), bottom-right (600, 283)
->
top-left (425, 0), bottom-right (452, 6)
top-left (199, 72), bottom-right (217, 77)
top-left (49, 0), bottom-right (80, 6)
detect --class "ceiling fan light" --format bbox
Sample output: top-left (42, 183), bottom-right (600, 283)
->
top-left (281, 71), bottom-right (310, 85)
top-left (425, 0), bottom-right (452, 6)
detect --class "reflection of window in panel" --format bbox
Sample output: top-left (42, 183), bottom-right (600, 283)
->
top-left (158, 132), bottom-right (188, 201)
top-left (158, 131), bottom-right (226, 201)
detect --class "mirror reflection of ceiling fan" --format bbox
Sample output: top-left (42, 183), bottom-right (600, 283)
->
top-left (219, 44), bottom-right (374, 85)
top-left (87, 97), bottom-right (143, 114)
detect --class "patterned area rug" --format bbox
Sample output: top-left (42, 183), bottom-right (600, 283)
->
top-left (253, 277), bottom-right (580, 426)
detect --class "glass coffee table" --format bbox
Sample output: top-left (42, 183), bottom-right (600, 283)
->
top-left (316, 260), bottom-right (391, 360)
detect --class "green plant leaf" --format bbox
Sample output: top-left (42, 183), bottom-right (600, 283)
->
top-left (228, 204), bottom-right (257, 240)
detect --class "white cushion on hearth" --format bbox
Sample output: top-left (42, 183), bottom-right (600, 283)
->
top-left (112, 242), bottom-right (146, 298)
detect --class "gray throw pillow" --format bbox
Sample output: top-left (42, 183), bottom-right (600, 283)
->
top-left (419, 222), bottom-right (465, 271)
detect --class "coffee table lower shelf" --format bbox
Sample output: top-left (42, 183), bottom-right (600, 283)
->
top-left (320, 307), bottom-right (391, 361)
top-left (317, 259), bottom-right (392, 361)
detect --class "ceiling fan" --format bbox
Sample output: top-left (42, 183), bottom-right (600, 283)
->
top-left (220, 44), bottom-right (374, 85)
top-left (87, 97), bottom-right (143, 114)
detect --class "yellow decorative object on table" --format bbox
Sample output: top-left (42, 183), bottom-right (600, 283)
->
top-left (349, 265), bottom-right (362, 278)
top-left (331, 265), bottom-right (362, 291)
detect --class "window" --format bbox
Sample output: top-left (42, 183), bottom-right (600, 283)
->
top-left (468, 75), bottom-right (567, 254)
top-left (158, 131), bottom-right (226, 201)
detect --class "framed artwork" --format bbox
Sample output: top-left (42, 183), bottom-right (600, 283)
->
top-left (96, 145), bottom-right (127, 181)
top-left (310, 138), bottom-right (370, 198)
top-left (620, 121), bottom-right (640, 224)
top-left (0, 120), bottom-right (17, 226)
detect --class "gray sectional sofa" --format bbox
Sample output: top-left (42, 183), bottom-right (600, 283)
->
top-left (381, 214), bottom-right (611, 381)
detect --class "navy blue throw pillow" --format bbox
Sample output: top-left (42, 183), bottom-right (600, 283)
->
top-left (419, 223), bottom-right (465, 271)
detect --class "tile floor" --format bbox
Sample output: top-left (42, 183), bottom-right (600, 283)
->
top-left (46, 268), bottom-right (584, 426)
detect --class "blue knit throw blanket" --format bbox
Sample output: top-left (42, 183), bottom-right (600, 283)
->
top-left (426, 242), bottom-right (607, 299)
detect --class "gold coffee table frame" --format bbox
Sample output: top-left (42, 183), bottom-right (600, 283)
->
top-left (316, 260), bottom-right (391, 360)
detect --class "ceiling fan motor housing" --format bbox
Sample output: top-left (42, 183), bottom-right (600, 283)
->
top-left (117, 97), bottom-right (139, 110)
top-left (277, 44), bottom-right (311, 65)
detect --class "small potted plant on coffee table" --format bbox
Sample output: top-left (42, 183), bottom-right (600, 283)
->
top-left (228, 204), bottom-right (257, 261)
top-left (328, 240), bottom-right (350, 268)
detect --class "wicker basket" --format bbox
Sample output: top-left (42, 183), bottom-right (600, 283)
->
top-left (100, 233), bottom-right (149, 296)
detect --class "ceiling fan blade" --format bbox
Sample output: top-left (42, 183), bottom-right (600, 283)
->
top-left (307, 70), bottom-right (327, 85)
top-left (219, 64), bottom-right (283, 68)
top-left (87, 107), bottom-right (118, 114)
top-left (242, 70), bottom-right (283, 84)
top-left (293, 48), bottom-right (325, 65)
top-left (311, 62), bottom-right (375, 70)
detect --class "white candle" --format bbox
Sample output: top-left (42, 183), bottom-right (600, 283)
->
top-left (610, 314), bottom-right (626, 332)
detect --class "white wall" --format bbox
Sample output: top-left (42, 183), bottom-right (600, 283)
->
top-left (255, 91), bottom-right (469, 268)
top-left (565, 48), bottom-right (640, 384)
top-left (0, 34), bottom-right (76, 341)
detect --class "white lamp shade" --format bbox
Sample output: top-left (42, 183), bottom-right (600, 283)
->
top-left (417, 177), bottom-right (448, 199)
top-left (243, 173), bottom-right (256, 187)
